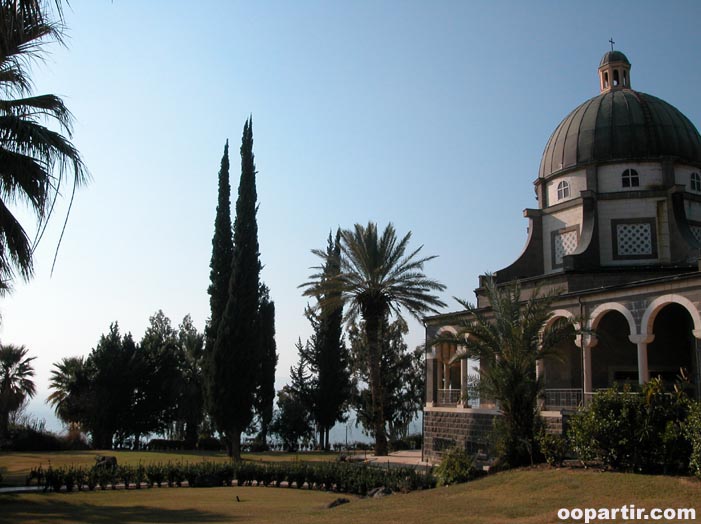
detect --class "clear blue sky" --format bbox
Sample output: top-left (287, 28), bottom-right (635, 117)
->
top-left (4, 0), bottom-right (701, 430)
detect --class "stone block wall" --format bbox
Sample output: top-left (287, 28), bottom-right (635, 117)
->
top-left (423, 408), bottom-right (564, 463)
top-left (423, 409), bottom-right (498, 463)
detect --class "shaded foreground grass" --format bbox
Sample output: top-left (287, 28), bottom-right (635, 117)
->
top-left (0, 450), bottom-right (336, 487)
top-left (1, 468), bottom-right (699, 524)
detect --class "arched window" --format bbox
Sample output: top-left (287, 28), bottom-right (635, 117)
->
top-left (557, 180), bottom-right (570, 200)
top-left (622, 168), bottom-right (639, 188)
top-left (691, 172), bottom-right (701, 192)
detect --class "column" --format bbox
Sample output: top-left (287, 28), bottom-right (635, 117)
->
top-left (693, 329), bottom-right (701, 400)
top-left (577, 333), bottom-right (597, 402)
top-left (629, 334), bottom-right (655, 385)
top-left (460, 353), bottom-right (468, 408)
top-left (425, 347), bottom-right (437, 407)
top-left (535, 360), bottom-right (545, 382)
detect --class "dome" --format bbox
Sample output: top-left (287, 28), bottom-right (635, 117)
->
top-left (599, 50), bottom-right (630, 67)
top-left (539, 70), bottom-right (701, 178)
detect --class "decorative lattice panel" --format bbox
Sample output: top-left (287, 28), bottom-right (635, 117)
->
top-left (691, 225), bottom-right (701, 244)
top-left (616, 223), bottom-right (653, 256)
top-left (554, 230), bottom-right (578, 265)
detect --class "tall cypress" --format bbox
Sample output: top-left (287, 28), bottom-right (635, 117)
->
top-left (208, 117), bottom-right (261, 460)
top-left (205, 141), bottom-right (233, 355)
top-left (305, 230), bottom-right (351, 450)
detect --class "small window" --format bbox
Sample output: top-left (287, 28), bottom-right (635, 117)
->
top-left (622, 168), bottom-right (639, 188)
top-left (557, 180), bottom-right (570, 200)
top-left (691, 172), bottom-right (701, 192)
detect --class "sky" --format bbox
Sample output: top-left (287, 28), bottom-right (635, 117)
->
top-left (4, 0), bottom-right (701, 432)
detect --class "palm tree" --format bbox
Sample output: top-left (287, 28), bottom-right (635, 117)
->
top-left (443, 277), bottom-right (573, 467)
top-left (0, 0), bottom-right (87, 289)
top-left (302, 222), bottom-right (445, 456)
top-left (47, 355), bottom-right (89, 428)
top-left (0, 343), bottom-right (36, 439)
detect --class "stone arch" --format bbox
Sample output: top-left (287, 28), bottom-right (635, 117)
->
top-left (589, 302), bottom-right (637, 335)
top-left (544, 309), bottom-right (581, 332)
top-left (641, 294), bottom-right (701, 337)
top-left (541, 309), bottom-right (582, 408)
top-left (436, 325), bottom-right (458, 336)
top-left (432, 325), bottom-right (463, 403)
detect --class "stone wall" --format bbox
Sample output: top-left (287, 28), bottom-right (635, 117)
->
top-left (423, 408), bottom-right (564, 463)
top-left (423, 409), bottom-right (498, 463)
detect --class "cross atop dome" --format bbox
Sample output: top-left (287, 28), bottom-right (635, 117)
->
top-left (598, 49), bottom-right (631, 93)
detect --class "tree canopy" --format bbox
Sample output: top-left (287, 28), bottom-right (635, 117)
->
top-left (207, 117), bottom-right (263, 460)
top-left (302, 222), bottom-right (445, 455)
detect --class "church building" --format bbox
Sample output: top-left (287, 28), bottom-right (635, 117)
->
top-left (423, 49), bottom-right (701, 462)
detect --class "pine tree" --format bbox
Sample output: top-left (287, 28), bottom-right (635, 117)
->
top-left (205, 141), bottom-right (233, 355)
top-left (255, 284), bottom-right (277, 447)
top-left (207, 118), bottom-right (261, 460)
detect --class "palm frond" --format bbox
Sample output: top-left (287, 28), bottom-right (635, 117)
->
top-left (0, 0), bottom-right (87, 283)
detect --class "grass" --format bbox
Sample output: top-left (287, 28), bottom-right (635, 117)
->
top-left (0, 468), bottom-right (698, 524)
top-left (0, 450), bottom-right (338, 487)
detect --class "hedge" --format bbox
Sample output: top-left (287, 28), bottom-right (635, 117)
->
top-left (29, 460), bottom-right (435, 495)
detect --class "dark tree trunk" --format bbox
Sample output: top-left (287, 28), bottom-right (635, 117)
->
top-left (228, 427), bottom-right (242, 461)
top-left (184, 421), bottom-right (198, 450)
top-left (0, 412), bottom-right (9, 442)
top-left (365, 311), bottom-right (388, 456)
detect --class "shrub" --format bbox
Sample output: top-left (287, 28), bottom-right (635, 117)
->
top-left (146, 463), bottom-right (166, 487)
top-left (62, 431), bottom-right (90, 450)
top-left (197, 437), bottom-right (223, 451)
top-left (537, 432), bottom-right (568, 467)
top-left (6, 425), bottom-right (63, 451)
top-left (147, 439), bottom-right (185, 451)
top-left (434, 447), bottom-right (477, 486)
top-left (685, 401), bottom-right (701, 478)
top-left (568, 382), bottom-right (691, 473)
top-left (390, 433), bottom-right (423, 451)
top-left (30, 459), bottom-right (436, 494)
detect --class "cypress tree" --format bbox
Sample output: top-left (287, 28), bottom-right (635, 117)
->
top-left (205, 141), bottom-right (233, 355)
top-left (255, 284), bottom-right (277, 447)
top-left (208, 117), bottom-right (261, 460)
top-left (304, 231), bottom-right (351, 450)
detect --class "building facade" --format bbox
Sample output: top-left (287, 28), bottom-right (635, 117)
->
top-left (423, 50), bottom-right (701, 462)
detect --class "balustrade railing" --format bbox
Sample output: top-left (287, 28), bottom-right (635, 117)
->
top-left (436, 387), bottom-right (480, 407)
top-left (437, 389), bottom-right (461, 405)
top-left (543, 388), bottom-right (583, 410)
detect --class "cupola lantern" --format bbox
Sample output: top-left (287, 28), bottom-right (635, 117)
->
top-left (598, 49), bottom-right (631, 93)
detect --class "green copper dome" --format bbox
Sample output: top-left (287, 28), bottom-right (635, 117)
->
top-left (539, 89), bottom-right (701, 178)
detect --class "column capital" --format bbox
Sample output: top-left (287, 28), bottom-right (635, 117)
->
top-left (629, 334), bottom-right (655, 344)
top-left (576, 333), bottom-right (598, 349)
top-left (693, 329), bottom-right (701, 339)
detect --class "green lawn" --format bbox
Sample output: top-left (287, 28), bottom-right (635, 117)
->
top-left (0, 468), bottom-right (698, 524)
top-left (0, 450), bottom-right (338, 487)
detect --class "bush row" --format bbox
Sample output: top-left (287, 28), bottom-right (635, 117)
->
top-left (5, 425), bottom-right (90, 452)
top-left (30, 460), bottom-right (435, 495)
top-left (547, 381), bottom-right (701, 475)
